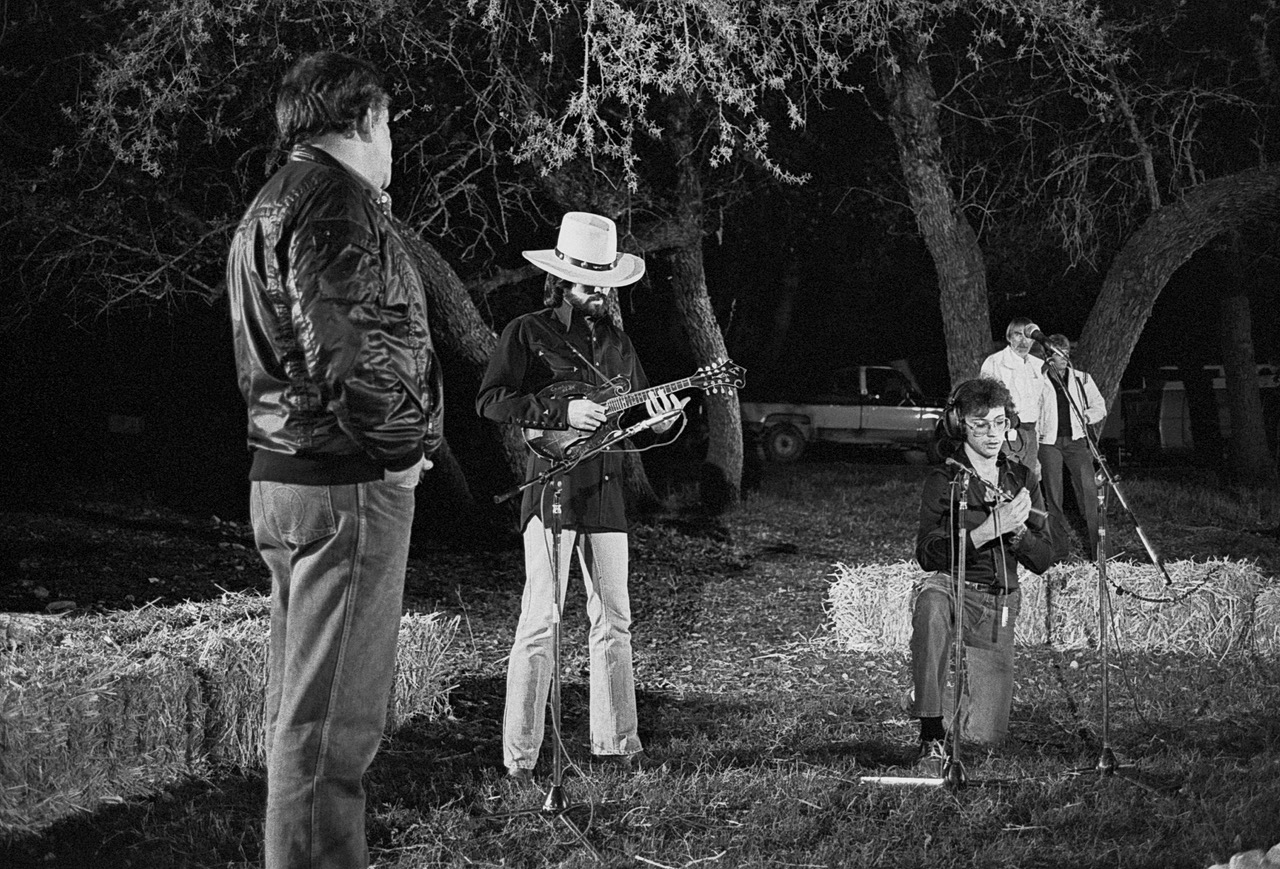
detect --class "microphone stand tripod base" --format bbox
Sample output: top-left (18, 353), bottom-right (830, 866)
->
top-left (543, 785), bottom-right (568, 813)
top-left (480, 786), bottom-right (604, 862)
top-left (858, 773), bottom-right (949, 788)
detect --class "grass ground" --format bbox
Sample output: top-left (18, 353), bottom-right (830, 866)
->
top-left (3, 460), bottom-right (1279, 868)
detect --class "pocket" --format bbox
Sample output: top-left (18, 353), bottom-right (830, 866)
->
top-left (382, 461), bottom-right (423, 489)
top-left (260, 482), bottom-right (337, 547)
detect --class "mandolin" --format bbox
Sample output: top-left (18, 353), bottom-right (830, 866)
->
top-left (523, 358), bottom-right (746, 462)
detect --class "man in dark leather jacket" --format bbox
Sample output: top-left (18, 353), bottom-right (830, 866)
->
top-left (226, 51), bottom-right (440, 869)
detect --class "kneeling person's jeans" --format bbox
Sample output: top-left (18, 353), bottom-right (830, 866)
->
top-left (251, 479), bottom-right (416, 869)
top-left (909, 572), bottom-right (1021, 746)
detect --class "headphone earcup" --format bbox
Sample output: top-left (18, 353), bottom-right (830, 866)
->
top-left (939, 384), bottom-right (965, 440)
top-left (941, 405), bottom-right (962, 439)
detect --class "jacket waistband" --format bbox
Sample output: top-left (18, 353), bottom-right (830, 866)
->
top-left (250, 449), bottom-right (385, 485)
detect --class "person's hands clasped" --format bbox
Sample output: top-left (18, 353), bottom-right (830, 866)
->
top-left (645, 393), bottom-right (688, 435)
top-left (568, 398), bottom-right (608, 432)
top-left (992, 489), bottom-right (1031, 535)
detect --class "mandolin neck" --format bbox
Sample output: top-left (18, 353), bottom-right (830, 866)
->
top-left (605, 378), bottom-right (697, 413)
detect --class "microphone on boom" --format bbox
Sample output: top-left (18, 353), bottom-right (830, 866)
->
top-left (1026, 329), bottom-right (1068, 358)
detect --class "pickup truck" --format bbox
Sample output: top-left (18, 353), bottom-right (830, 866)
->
top-left (740, 365), bottom-right (945, 463)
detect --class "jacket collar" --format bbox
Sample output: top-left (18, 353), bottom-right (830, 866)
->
top-left (994, 344), bottom-right (1036, 369)
top-left (288, 144), bottom-right (389, 206)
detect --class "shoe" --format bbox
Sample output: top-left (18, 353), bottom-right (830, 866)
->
top-left (506, 766), bottom-right (535, 786)
top-left (914, 738), bottom-right (949, 778)
top-left (592, 751), bottom-right (666, 773)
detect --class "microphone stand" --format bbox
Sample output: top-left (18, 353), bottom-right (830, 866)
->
top-left (479, 411), bottom-right (679, 859)
top-left (1041, 345), bottom-right (1171, 580)
top-left (1045, 353), bottom-right (1167, 789)
top-left (944, 468), bottom-right (971, 789)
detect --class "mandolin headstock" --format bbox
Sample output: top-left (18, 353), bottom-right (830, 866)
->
top-left (693, 358), bottom-right (746, 394)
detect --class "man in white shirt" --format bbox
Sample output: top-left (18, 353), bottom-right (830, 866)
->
top-left (979, 317), bottom-right (1054, 485)
top-left (1037, 334), bottom-right (1108, 562)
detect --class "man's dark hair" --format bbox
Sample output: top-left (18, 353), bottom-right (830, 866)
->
top-left (543, 273), bottom-right (572, 308)
top-left (275, 52), bottom-right (389, 149)
top-left (953, 377), bottom-right (1015, 423)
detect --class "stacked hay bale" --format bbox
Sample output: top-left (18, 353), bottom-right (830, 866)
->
top-left (826, 557), bottom-right (1280, 657)
top-left (0, 593), bottom-right (457, 835)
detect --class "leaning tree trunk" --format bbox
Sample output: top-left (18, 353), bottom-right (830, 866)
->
top-left (879, 35), bottom-right (992, 385)
top-left (1218, 234), bottom-right (1278, 485)
top-left (394, 216), bottom-right (527, 484)
top-left (668, 104), bottom-right (744, 512)
top-left (1077, 165), bottom-right (1280, 410)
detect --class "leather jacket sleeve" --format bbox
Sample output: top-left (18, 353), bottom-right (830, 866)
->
top-left (289, 185), bottom-right (428, 470)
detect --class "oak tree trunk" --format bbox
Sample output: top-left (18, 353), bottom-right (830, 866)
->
top-left (879, 36), bottom-right (992, 385)
top-left (1077, 165), bottom-right (1280, 410)
top-left (395, 217), bottom-right (527, 484)
top-left (1218, 236), bottom-right (1278, 485)
top-left (667, 104), bottom-right (744, 512)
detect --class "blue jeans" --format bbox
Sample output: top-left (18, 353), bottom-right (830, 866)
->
top-left (250, 479), bottom-right (415, 869)
top-left (909, 572), bottom-right (1021, 746)
top-left (1038, 436), bottom-right (1100, 560)
top-left (504, 517), bottom-right (641, 770)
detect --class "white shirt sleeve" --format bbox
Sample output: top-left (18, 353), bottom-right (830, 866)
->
top-left (1080, 372), bottom-right (1106, 426)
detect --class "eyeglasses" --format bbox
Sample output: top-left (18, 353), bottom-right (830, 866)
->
top-left (964, 416), bottom-right (1010, 435)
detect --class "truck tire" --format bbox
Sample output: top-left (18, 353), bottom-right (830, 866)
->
top-left (764, 424), bottom-right (806, 463)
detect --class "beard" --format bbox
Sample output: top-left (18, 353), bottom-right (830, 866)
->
top-left (568, 291), bottom-right (608, 317)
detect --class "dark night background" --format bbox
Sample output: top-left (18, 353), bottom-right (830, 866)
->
top-left (5, 201), bottom-right (1275, 528)
top-left (2, 1), bottom-right (1279, 531)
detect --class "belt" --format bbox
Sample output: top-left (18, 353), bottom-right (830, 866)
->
top-left (964, 580), bottom-right (1014, 596)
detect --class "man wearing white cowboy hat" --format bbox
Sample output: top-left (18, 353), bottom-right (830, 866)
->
top-left (477, 211), bottom-right (685, 781)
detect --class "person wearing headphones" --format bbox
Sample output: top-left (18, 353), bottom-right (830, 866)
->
top-left (908, 377), bottom-right (1053, 774)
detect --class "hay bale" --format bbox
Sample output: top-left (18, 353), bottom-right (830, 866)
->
top-left (827, 558), bottom-right (1280, 657)
top-left (824, 560), bottom-right (919, 651)
top-left (0, 592), bottom-right (458, 836)
top-left (388, 611), bottom-right (458, 730)
top-left (0, 647), bottom-right (204, 836)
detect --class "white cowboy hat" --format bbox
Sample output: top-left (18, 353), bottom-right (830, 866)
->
top-left (522, 211), bottom-right (646, 287)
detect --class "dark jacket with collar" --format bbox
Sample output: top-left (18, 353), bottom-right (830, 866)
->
top-left (915, 451), bottom-right (1053, 591)
top-left (227, 145), bottom-right (442, 485)
top-left (476, 307), bottom-right (651, 532)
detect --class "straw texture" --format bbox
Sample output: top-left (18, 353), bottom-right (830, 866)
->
top-left (0, 593), bottom-right (457, 836)
top-left (827, 557), bottom-right (1279, 656)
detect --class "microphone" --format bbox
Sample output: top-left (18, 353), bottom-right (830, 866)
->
top-left (1027, 329), bottom-right (1069, 359)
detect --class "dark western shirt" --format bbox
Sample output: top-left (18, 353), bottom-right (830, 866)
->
top-left (476, 307), bottom-right (654, 532)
